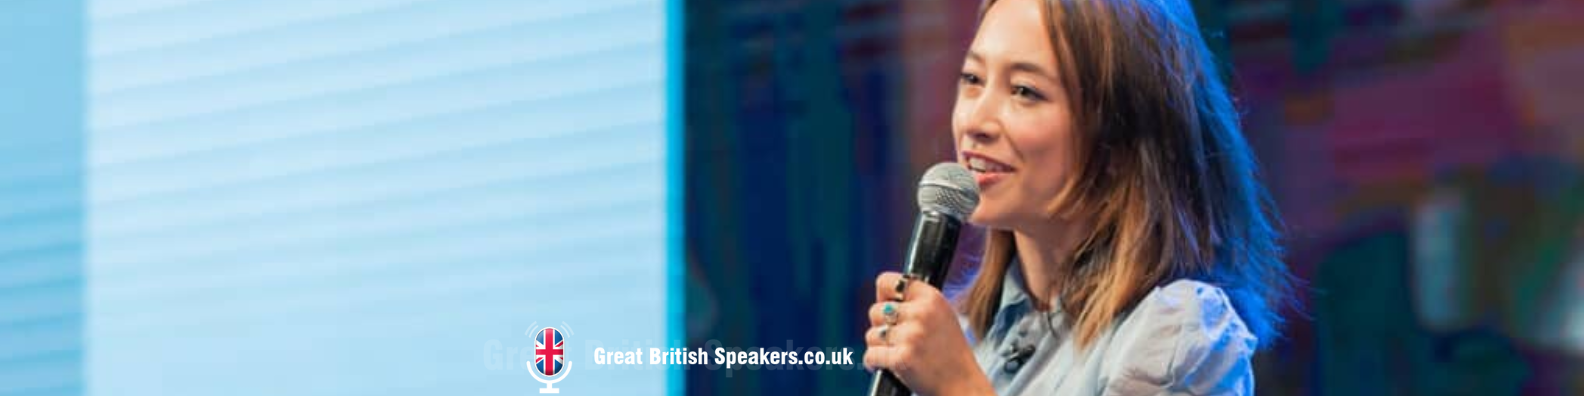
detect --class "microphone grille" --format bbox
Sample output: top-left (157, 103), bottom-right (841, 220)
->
top-left (917, 162), bottom-right (980, 220)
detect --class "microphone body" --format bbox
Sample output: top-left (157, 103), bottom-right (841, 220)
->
top-left (868, 210), bottom-right (963, 396)
top-left (868, 162), bottom-right (978, 396)
top-left (901, 211), bottom-right (962, 287)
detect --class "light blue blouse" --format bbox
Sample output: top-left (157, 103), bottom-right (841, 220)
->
top-left (969, 260), bottom-right (1258, 395)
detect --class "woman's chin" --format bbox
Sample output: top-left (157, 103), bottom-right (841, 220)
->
top-left (967, 208), bottom-right (1014, 229)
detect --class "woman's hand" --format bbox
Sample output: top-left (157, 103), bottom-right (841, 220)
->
top-left (863, 271), bottom-right (994, 396)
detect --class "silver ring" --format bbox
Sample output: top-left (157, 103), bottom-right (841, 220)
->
top-left (877, 324), bottom-right (891, 344)
top-left (882, 302), bottom-right (899, 325)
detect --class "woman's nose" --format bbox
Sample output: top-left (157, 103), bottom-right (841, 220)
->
top-left (966, 125), bottom-right (997, 144)
top-left (963, 97), bottom-right (1003, 145)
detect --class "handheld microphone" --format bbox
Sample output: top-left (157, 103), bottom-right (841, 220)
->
top-left (868, 162), bottom-right (979, 396)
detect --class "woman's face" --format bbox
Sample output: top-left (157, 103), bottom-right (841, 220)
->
top-left (953, 0), bottom-right (1076, 231)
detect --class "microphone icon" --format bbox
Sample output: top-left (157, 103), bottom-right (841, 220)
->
top-left (528, 327), bottom-right (570, 393)
top-left (528, 360), bottom-right (571, 393)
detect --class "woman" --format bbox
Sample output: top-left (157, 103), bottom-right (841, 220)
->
top-left (861, 0), bottom-right (1295, 394)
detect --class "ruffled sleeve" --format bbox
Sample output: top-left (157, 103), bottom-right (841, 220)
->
top-left (1099, 280), bottom-right (1258, 396)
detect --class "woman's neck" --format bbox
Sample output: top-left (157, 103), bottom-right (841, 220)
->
top-left (1011, 219), bottom-right (1090, 311)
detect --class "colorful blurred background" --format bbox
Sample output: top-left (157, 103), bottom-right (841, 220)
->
top-left (2, 0), bottom-right (1581, 395)
top-left (682, 0), bottom-right (1584, 395)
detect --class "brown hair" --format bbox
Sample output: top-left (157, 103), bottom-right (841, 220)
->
top-left (958, 0), bottom-right (1295, 349)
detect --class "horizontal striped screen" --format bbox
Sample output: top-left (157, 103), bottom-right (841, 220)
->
top-left (0, 2), bottom-right (86, 396)
top-left (85, 0), bottom-right (670, 395)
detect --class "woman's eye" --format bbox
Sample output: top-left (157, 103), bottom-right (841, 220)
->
top-left (1013, 85), bottom-right (1045, 101)
top-left (959, 72), bottom-right (983, 85)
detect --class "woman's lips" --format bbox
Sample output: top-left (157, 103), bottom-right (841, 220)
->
top-left (962, 151), bottom-right (1014, 189)
top-left (974, 171), bottom-right (1007, 188)
top-left (966, 156), bottom-right (1012, 173)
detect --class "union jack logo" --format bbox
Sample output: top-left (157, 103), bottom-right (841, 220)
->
top-left (534, 327), bottom-right (565, 376)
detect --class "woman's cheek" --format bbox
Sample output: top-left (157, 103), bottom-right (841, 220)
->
top-left (968, 198), bottom-right (1007, 227)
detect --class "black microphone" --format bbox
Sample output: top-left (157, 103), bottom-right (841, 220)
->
top-left (869, 162), bottom-right (979, 396)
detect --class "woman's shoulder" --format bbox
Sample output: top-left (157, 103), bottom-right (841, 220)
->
top-left (1132, 279), bottom-right (1245, 331)
top-left (1107, 279), bottom-right (1257, 354)
top-left (1098, 279), bottom-right (1257, 395)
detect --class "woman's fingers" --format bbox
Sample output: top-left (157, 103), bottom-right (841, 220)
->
top-left (863, 342), bottom-right (914, 374)
top-left (863, 344), bottom-right (903, 372)
top-left (874, 271), bottom-right (906, 302)
top-left (864, 321), bottom-right (922, 369)
top-left (862, 344), bottom-right (888, 371)
top-left (867, 300), bottom-right (906, 326)
top-left (862, 271), bottom-right (982, 395)
top-left (864, 272), bottom-right (940, 378)
top-left (864, 324), bottom-right (888, 346)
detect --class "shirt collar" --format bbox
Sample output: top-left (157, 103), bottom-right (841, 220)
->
top-left (997, 256), bottom-right (1066, 322)
top-left (999, 256), bottom-right (1031, 311)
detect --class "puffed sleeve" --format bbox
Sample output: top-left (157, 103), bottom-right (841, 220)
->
top-left (1099, 280), bottom-right (1258, 396)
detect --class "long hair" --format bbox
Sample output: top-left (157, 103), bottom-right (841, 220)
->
top-left (958, 0), bottom-right (1296, 350)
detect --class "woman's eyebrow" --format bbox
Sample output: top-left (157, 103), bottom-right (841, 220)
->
top-left (966, 50), bottom-right (1057, 82)
top-left (1008, 61), bottom-right (1057, 82)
